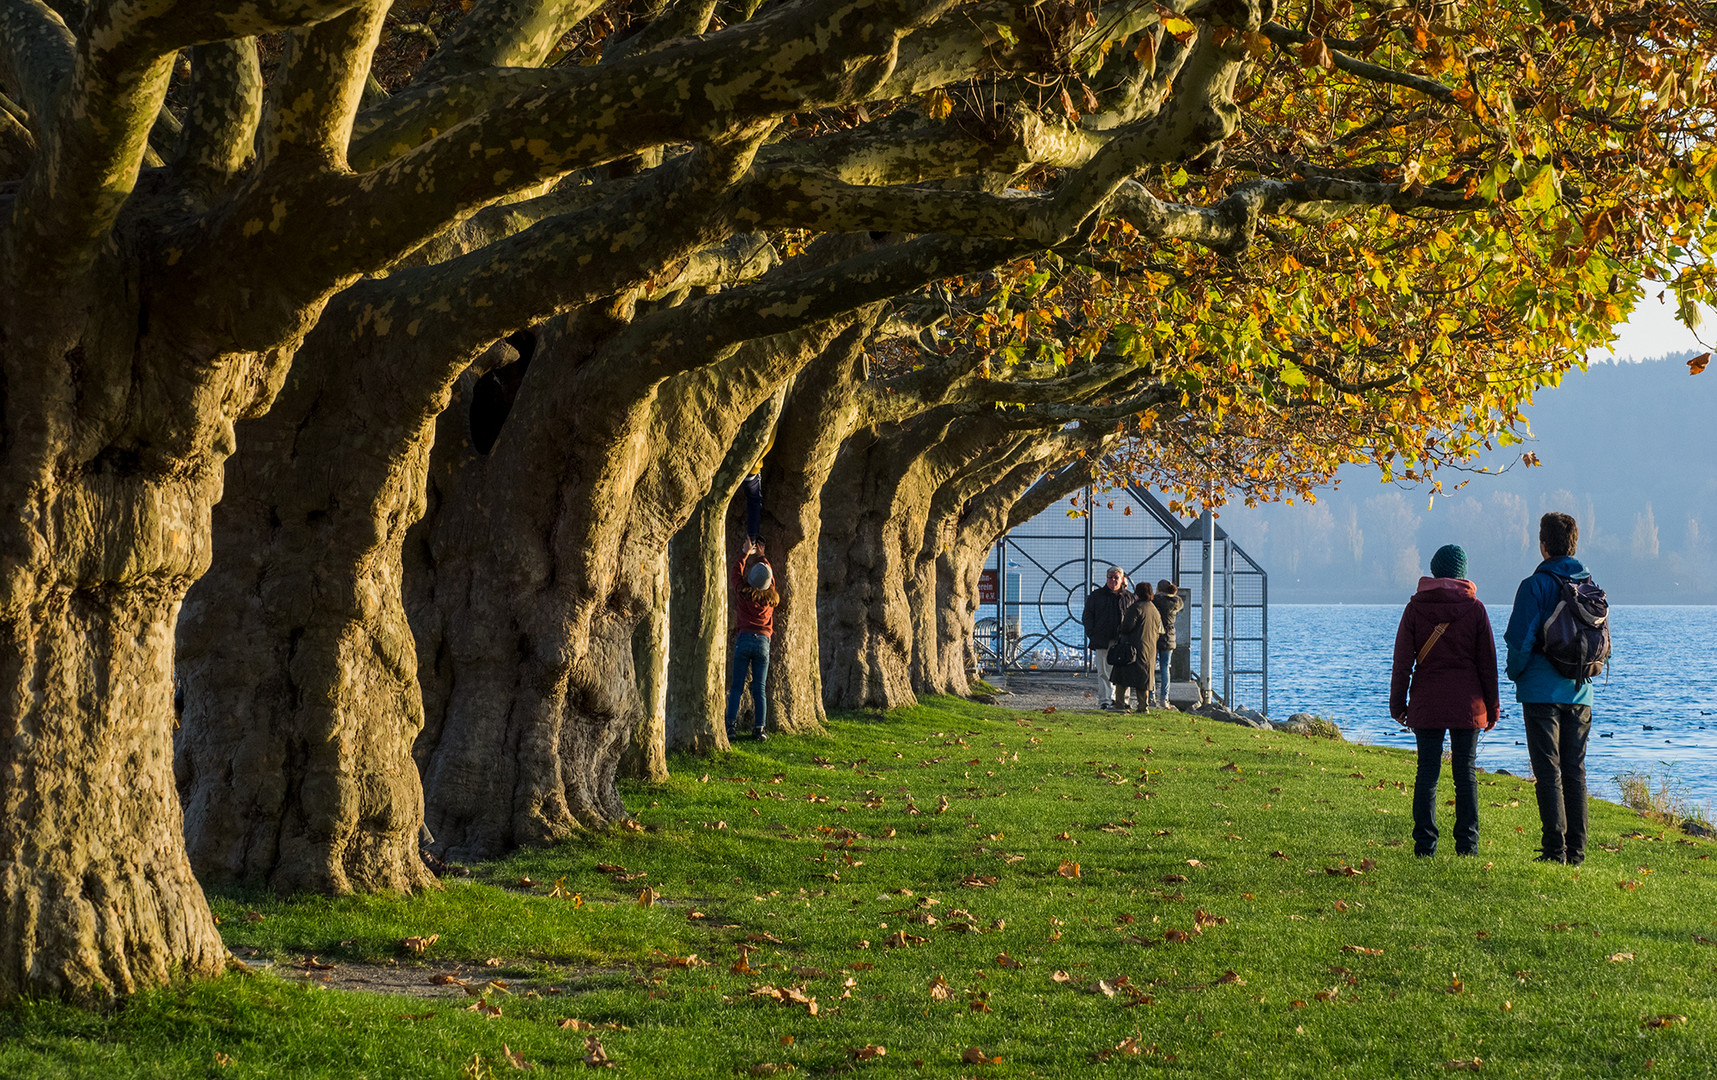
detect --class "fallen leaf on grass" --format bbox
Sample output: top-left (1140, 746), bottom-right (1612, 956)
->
top-left (748, 1065), bottom-right (796, 1077)
top-left (1341, 945), bottom-right (1384, 956)
top-left (1644, 1014), bottom-right (1687, 1029)
top-left (886, 931), bottom-right (927, 948)
top-left (929, 976), bottom-right (955, 1001)
top-left (1161, 874), bottom-right (1188, 884)
top-left (1052, 971), bottom-right (1071, 983)
top-left (1446, 975), bottom-right (1465, 994)
top-left (399, 934), bottom-right (439, 955)
top-left (1092, 1036), bottom-right (1152, 1062)
top-left (1619, 880), bottom-right (1640, 891)
top-left (1214, 970), bottom-right (1246, 985)
top-left (961, 874), bottom-right (999, 887)
top-left (637, 888), bottom-right (658, 907)
top-left (1443, 1058), bottom-right (1483, 1072)
top-left (962, 1047), bottom-right (1001, 1064)
top-left (502, 1044), bottom-right (532, 1070)
top-left (517, 877), bottom-right (537, 888)
top-left (849, 1045), bottom-right (886, 1061)
top-left (595, 863), bottom-right (625, 874)
top-left (244, 911), bottom-right (265, 924)
top-left (559, 1019), bottom-right (595, 1030)
top-left (214, 1053), bottom-right (232, 1067)
top-left (466, 997), bottom-right (502, 1018)
top-left (1333, 900), bottom-right (1349, 914)
top-left (1087, 979), bottom-right (1118, 998)
top-left (1057, 860), bottom-right (1081, 879)
top-left (1608, 952), bottom-right (1635, 962)
top-left (583, 1035), bottom-right (615, 1067)
top-left (296, 957), bottom-right (336, 971)
top-left (1314, 988), bottom-right (1340, 1003)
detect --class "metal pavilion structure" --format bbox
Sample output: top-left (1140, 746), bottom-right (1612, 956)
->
top-left (974, 484), bottom-right (1268, 715)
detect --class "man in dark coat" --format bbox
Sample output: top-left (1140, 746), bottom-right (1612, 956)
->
top-left (1081, 566), bottom-right (1133, 710)
top-left (1504, 513), bottom-right (1597, 865)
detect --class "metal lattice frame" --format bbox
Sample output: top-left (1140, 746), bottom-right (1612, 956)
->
top-left (976, 484), bottom-right (1268, 715)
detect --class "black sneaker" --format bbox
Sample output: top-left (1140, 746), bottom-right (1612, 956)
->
top-left (1098, 702), bottom-right (1112, 710)
top-left (1533, 853), bottom-right (1565, 864)
top-left (1565, 854), bottom-right (1584, 867)
top-left (754, 730), bottom-right (768, 741)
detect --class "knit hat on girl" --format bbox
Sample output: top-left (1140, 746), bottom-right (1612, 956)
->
top-left (746, 562), bottom-right (774, 590)
top-left (1429, 544), bottom-right (1468, 581)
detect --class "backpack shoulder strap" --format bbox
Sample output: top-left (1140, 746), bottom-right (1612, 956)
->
top-left (1415, 622), bottom-right (1451, 667)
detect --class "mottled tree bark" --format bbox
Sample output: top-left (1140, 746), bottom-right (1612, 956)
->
top-left (620, 546), bottom-right (670, 781)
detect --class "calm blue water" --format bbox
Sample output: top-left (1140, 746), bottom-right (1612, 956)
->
top-left (1269, 605), bottom-right (1717, 805)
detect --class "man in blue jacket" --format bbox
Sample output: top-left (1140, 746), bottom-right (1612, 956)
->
top-left (1504, 512), bottom-right (1593, 866)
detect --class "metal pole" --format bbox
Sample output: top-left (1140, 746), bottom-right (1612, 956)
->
top-left (1223, 537), bottom-right (1234, 706)
top-left (1084, 485), bottom-right (1094, 671)
top-left (1200, 507), bottom-right (1215, 706)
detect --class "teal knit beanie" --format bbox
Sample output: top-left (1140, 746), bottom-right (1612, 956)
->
top-left (1430, 544), bottom-right (1468, 580)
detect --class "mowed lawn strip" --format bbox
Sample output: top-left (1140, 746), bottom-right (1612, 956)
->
top-left (4, 697), bottom-right (1714, 1078)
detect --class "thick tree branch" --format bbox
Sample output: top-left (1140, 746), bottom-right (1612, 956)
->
top-left (83, 0), bottom-right (364, 62)
top-left (413, 0), bottom-right (600, 86)
top-left (0, 0), bottom-right (74, 121)
top-left (1006, 452), bottom-right (1100, 529)
top-left (217, 0), bottom-right (954, 302)
top-left (622, 233), bottom-right (1029, 382)
top-left (357, 133), bottom-right (763, 364)
top-left (258, 2), bottom-right (389, 170)
top-left (0, 102), bottom-right (35, 181)
top-left (8, 13), bottom-right (173, 291)
top-left (175, 39), bottom-right (262, 194)
top-left (607, 0), bottom-right (718, 60)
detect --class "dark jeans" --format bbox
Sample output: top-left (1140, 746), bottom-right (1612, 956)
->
top-left (1155, 650), bottom-right (1172, 707)
top-left (725, 631), bottom-right (771, 736)
top-left (1413, 727), bottom-right (1480, 856)
top-left (742, 474), bottom-right (763, 541)
top-left (1522, 702), bottom-right (1592, 861)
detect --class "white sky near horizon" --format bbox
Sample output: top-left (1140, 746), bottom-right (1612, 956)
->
top-left (1592, 283), bottom-right (1713, 362)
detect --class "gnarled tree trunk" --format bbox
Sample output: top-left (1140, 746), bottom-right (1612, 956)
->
top-left (412, 307), bottom-right (863, 860)
top-left (172, 328), bottom-right (503, 896)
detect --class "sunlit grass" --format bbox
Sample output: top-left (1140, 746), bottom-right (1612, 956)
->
top-left (5, 697), bottom-right (1714, 1078)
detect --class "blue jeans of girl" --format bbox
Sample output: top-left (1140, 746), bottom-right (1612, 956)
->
top-left (725, 631), bottom-right (770, 737)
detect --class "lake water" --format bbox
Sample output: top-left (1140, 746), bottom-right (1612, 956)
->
top-left (1268, 605), bottom-right (1717, 807)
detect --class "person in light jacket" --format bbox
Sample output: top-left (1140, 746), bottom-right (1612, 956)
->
top-left (1390, 544), bottom-right (1500, 857)
top-left (1109, 582), bottom-right (1163, 713)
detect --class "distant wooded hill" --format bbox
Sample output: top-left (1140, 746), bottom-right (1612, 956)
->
top-left (1213, 353), bottom-right (1717, 604)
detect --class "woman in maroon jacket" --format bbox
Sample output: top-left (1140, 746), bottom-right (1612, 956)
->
top-left (1390, 545), bottom-right (1500, 857)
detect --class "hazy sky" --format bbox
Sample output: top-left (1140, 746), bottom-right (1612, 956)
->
top-left (1601, 286), bottom-right (1713, 361)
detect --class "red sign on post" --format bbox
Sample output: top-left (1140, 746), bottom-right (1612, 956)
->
top-left (978, 569), bottom-right (999, 603)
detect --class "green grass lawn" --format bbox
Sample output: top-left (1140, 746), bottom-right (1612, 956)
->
top-left (5, 698), bottom-right (1714, 1078)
